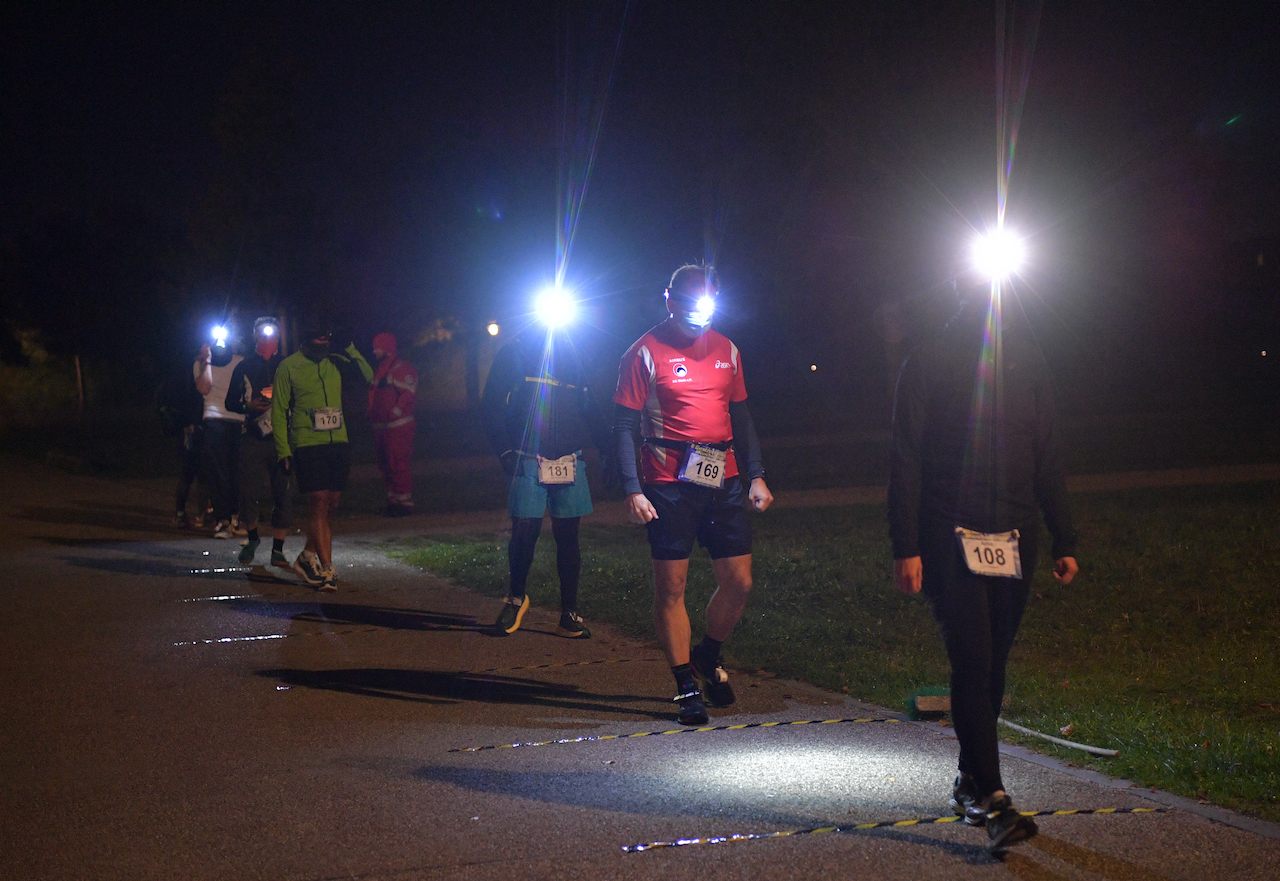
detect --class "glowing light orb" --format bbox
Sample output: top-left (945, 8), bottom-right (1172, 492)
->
top-left (810, 364), bottom-right (818, 372)
top-left (212, 325), bottom-right (229, 346)
top-left (260, 324), bottom-right (275, 337)
top-left (534, 286), bottom-right (577, 328)
top-left (688, 294), bottom-right (716, 327)
top-left (971, 230), bottom-right (1026, 280)
top-left (487, 322), bottom-right (500, 337)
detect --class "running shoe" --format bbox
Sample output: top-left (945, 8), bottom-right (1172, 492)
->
top-left (292, 551), bottom-right (324, 586)
top-left (230, 518), bottom-right (248, 537)
top-left (557, 611), bottom-right (591, 639)
top-left (319, 565), bottom-right (337, 592)
top-left (238, 538), bottom-right (260, 565)
top-left (213, 520), bottom-right (233, 539)
top-left (984, 794), bottom-right (1038, 852)
top-left (270, 549), bottom-right (290, 568)
top-left (690, 643), bottom-right (735, 707)
top-left (493, 594), bottom-right (530, 635)
top-left (674, 687), bottom-right (709, 726)
top-left (174, 511), bottom-right (190, 530)
top-left (950, 773), bottom-right (987, 825)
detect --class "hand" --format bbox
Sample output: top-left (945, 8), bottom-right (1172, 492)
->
top-left (280, 456), bottom-right (292, 474)
top-left (248, 398), bottom-right (270, 414)
top-left (1053, 556), bottom-right (1079, 585)
top-left (748, 477), bottom-right (773, 512)
top-left (626, 492), bottom-right (658, 525)
top-left (199, 344), bottom-right (211, 363)
top-left (894, 556), bottom-right (923, 594)
top-left (499, 450), bottom-right (518, 477)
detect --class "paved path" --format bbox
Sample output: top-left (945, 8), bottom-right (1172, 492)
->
top-left (3, 455), bottom-right (1279, 879)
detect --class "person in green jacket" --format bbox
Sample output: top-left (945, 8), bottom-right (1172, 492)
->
top-left (272, 324), bottom-right (374, 589)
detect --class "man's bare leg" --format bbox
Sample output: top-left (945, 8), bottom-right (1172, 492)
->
top-left (653, 558), bottom-right (692, 667)
top-left (706, 554), bottom-right (753, 641)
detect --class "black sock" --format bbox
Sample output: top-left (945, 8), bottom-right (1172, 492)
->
top-left (672, 664), bottom-right (698, 693)
top-left (695, 635), bottom-right (723, 658)
top-left (248, 528), bottom-right (260, 542)
top-left (272, 538), bottom-right (284, 553)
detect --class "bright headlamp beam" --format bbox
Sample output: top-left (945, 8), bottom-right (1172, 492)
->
top-left (689, 294), bottom-right (716, 327)
top-left (260, 325), bottom-right (275, 337)
top-left (212, 325), bottom-right (229, 346)
top-left (971, 230), bottom-right (1025, 280)
top-left (534, 286), bottom-right (577, 329)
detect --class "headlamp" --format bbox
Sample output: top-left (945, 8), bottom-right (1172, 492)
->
top-left (534, 286), bottom-right (577, 329)
top-left (971, 229), bottom-right (1025, 280)
top-left (212, 325), bottom-right (229, 347)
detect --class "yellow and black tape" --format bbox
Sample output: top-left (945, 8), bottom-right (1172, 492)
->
top-left (622, 807), bottom-right (1169, 853)
top-left (449, 717), bottom-right (901, 753)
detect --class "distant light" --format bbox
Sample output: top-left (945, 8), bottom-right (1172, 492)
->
top-left (534, 286), bottom-right (577, 328)
top-left (487, 322), bottom-right (500, 337)
top-left (1263, 351), bottom-right (1268, 357)
top-left (972, 230), bottom-right (1025, 280)
top-left (212, 325), bottom-right (229, 347)
top-left (810, 364), bottom-right (817, 372)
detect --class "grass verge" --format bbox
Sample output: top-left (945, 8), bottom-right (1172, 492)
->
top-left (389, 481), bottom-right (1280, 822)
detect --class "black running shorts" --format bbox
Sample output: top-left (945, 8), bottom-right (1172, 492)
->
top-left (643, 476), bottom-right (752, 560)
top-left (293, 443), bottom-right (351, 494)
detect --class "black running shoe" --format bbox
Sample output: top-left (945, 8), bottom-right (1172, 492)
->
top-left (493, 594), bottom-right (529, 635)
top-left (690, 644), bottom-right (735, 707)
top-left (557, 611), bottom-right (591, 638)
top-left (951, 773), bottom-right (988, 826)
top-left (674, 687), bottom-right (709, 726)
top-left (984, 794), bottom-right (1038, 852)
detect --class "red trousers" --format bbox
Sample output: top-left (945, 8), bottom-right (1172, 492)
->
top-left (373, 423), bottom-right (415, 508)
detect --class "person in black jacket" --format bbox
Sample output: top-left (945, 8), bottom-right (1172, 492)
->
top-left (888, 280), bottom-right (1078, 853)
top-left (481, 324), bottom-right (611, 638)
top-left (225, 317), bottom-right (291, 566)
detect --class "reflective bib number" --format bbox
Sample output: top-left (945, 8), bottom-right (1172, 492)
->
top-left (312, 407), bottom-right (343, 431)
top-left (955, 527), bottom-right (1022, 578)
top-left (537, 453), bottom-right (576, 485)
top-left (679, 443), bottom-right (727, 489)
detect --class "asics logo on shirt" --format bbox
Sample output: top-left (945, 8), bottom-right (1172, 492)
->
top-left (715, 360), bottom-right (733, 369)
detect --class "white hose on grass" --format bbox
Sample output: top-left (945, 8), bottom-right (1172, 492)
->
top-left (998, 718), bottom-right (1120, 757)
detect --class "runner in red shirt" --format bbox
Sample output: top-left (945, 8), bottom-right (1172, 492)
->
top-left (613, 264), bottom-right (773, 725)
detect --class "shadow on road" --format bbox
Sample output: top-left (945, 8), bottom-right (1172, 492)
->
top-left (258, 667), bottom-right (670, 718)
top-left (225, 598), bottom-right (479, 632)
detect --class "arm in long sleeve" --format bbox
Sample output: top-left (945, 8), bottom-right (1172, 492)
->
top-left (332, 344), bottom-right (375, 384)
top-left (272, 362), bottom-right (292, 462)
top-left (1033, 374), bottom-right (1076, 559)
top-left (728, 399), bottom-right (764, 481)
top-left (612, 404), bottom-right (643, 496)
top-left (887, 354), bottom-right (925, 559)
top-left (391, 364), bottom-right (417, 421)
top-left (224, 360), bottom-right (250, 416)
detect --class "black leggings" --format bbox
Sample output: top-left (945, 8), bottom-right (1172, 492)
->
top-left (922, 525), bottom-right (1037, 799)
top-left (508, 516), bottom-right (580, 613)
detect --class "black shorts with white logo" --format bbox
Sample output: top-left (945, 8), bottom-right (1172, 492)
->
top-left (643, 476), bottom-right (752, 561)
top-left (293, 443), bottom-right (351, 494)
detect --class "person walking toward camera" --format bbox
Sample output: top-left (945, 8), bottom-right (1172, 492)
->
top-left (888, 277), bottom-right (1078, 852)
top-left (612, 264), bottom-right (771, 725)
top-left (272, 324), bottom-right (373, 590)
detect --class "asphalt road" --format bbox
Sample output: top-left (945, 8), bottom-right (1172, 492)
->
top-left (3, 457), bottom-right (1279, 879)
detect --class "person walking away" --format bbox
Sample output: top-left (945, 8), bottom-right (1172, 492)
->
top-left (226, 317), bottom-right (291, 567)
top-left (272, 325), bottom-right (373, 590)
top-left (888, 277), bottom-right (1078, 852)
top-left (367, 332), bottom-right (418, 517)
top-left (481, 320), bottom-right (611, 638)
top-left (195, 333), bottom-right (244, 538)
top-left (612, 264), bottom-right (772, 725)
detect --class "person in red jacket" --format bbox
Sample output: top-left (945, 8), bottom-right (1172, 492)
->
top-left (367, 332), bottom-right (419, 516)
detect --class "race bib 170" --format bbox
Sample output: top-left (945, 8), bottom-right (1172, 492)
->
top-left (312, 407), bottom-right (343, 431)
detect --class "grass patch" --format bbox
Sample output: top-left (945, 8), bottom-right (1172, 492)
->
top-left (390, 482), bottom-right (1280, 822)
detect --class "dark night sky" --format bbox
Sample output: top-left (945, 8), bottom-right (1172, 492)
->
top-left (3, 2), bottom-right (1279, 415)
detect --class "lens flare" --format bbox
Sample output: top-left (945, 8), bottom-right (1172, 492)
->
top-left (260, 324), bottom-right (275, 337)
top-left (212, 325), bottom-right (229, 346)
top-left (971, 230), bottom-right (1025, 280)
top-left (534, 286), bottom-right (577, 328)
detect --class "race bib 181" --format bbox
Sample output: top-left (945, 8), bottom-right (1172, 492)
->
top-left (536, 453), bottom-right (576, 485)
top-left (955, 527), bottom-right (1022, 578)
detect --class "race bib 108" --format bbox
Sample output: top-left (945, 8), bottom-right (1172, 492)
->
top-left (955, 527), bottom-right (1022, 578)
